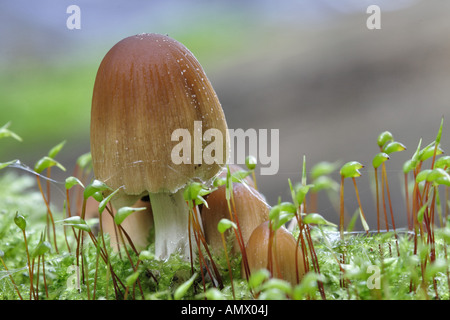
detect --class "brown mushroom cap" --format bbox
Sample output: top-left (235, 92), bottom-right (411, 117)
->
top-left (245, 221), bottom-right (306, 285)
top-left (201, 182), bottom-right (269, 255)
top-left (91, 33), bottom-right (228, 206)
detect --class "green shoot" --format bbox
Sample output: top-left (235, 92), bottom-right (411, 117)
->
top-left (0, 122), bottom-right (22, 142)
top-left (174, 272), bottom-right (197, 300)
top-left (184, 181), bottom-right (223, 291)
top-left (14, 212), bottom-right (33, 299)
top-left (381, 140), bottom-right (406, 236)
top-left (217, 218), bottom-right (237, 299)
top-left (373, 152), bottom-right (390, 232)
top-left (245, 155), bottom-right (258, 190)
top-left (339, 161), bottom-right (364, 240)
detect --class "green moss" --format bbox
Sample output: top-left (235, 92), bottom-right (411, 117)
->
top-left (1, 119), bottom-right (450, 300)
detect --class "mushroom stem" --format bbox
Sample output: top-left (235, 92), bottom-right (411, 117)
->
top-left (149, 189), bottom-right (191, 261)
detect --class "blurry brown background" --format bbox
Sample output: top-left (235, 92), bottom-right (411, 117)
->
top-left (213, 1), bottom-right (450, 229)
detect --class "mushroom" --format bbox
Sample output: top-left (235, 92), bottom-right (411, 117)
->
top-left (245, 221), bottom-right (306, 285)
top-left (90, 33), bottom-right (229, 260)
top-left (201, 182), bottom-right (269, 255)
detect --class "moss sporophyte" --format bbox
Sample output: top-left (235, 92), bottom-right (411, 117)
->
top-left (0, 33), bottom-right (450, 300)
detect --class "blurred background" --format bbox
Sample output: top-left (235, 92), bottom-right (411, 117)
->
top-left (0, 0), bottom-right (449, 230)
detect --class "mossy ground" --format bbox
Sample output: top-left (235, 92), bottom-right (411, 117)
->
top-left (1, 171), bottom-right (449, 300)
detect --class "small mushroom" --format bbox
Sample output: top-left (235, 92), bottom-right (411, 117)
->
top-left (99, 196), bottom-right (153, 250)
top-left (80, 185), bottom-right (153, 249)
top-left (245, 221), bottom-right (306, 285)
top-left (201, 182), bottom-right (269, 255)
top-left (90, 33), bottom-right (229, 259)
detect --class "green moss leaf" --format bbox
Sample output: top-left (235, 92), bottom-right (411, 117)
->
top-left (377, 131), bottom-right (393, 148)
top-left (372, 152), bottom-right (389, 169)
top-left (34, 156), bottom-right (66, 174)
top-left (310, 161), bottom-right (340, 181)
top-left (340, 161), bottom-right (364, 178)
top-left (217, 218), bottom-right (237, 234)
top-left (174, 272), bottom-right (197, 300)
top-left (114, 207), bottom-right (146, 225)
top-left (83, 179), bottom-right (112, 200)
top-left (48, 140), bottom-right (66, 158)
top-left (303, 213), bottom-right (337, 227)
top-left (0, 122), bottom-right (22, 142)
top-left (382, 141), bottom-right (406, 155)
top-left (245, 155), bottom-right (257, 171)
top-left (60, 216), bottom-right (91, 232)
top-left (65, 176), bottom-right (84, 190)
top-left (14, 212), bottom-right (26, 231)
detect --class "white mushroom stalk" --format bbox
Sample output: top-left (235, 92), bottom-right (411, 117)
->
top-left (149, 190), bottom-right (190, 260)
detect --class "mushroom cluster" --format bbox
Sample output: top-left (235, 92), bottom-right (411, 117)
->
top-left (201, 181), bottom-right (269, 255)
top-left (200, 166), bottom-right (305, 285)
top-left (90, 33), bottom-right (228, 260)
top-left (90, 33), bottom-right (306, 288)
